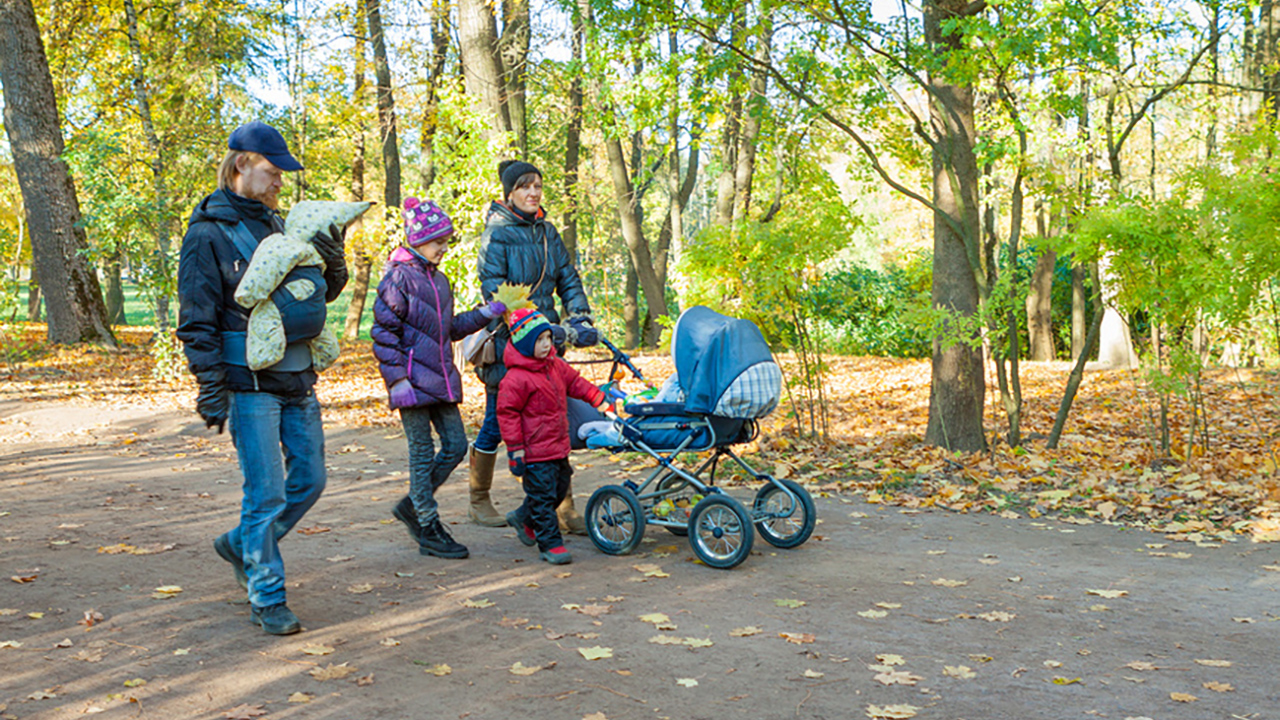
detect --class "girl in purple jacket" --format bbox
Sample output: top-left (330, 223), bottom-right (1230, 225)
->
top-left (373, 198), bottom-right (505, 559)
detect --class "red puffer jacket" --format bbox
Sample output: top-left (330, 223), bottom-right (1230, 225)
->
top-left (497, 342), bottom-right (605, 462)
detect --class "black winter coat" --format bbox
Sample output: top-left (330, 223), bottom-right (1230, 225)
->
top-left (475, 201), bottom-right (590, 388)
top-left (176, 189), bottom-right (349, 396)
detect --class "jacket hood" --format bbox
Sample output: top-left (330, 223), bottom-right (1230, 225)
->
top-left (189, 188), bottom-right (277, 226)
top-left (387, 245), bottom-right (435, 269)
top-left (503, 339), bottom-right (557, 371)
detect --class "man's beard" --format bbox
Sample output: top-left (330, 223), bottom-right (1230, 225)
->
top-left (243, 187), bottom-right (279, 210)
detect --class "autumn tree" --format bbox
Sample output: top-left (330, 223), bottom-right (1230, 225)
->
top-left (0, 0), bottom-right (116, 347)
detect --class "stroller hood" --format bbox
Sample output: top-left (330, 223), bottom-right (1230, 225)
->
top-left (672, 306), bottom-right (782, 418)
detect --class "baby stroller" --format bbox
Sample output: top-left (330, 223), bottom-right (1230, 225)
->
top-left (573, 306), bottom-right (816, 569)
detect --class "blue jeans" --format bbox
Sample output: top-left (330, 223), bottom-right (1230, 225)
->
top-left (225, 391), bottom-right (327, 608)
top-left (401, 403), bottom-right (469, 524)
top-left (473, 388), bottom-right (502, 453)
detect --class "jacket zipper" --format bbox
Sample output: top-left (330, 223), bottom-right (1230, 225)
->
top-left (427, 266), bottom-right (455, 401)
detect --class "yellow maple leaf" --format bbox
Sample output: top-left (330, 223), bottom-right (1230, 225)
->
top-left (865, 703), bottom-right (918, 719)
top-left (943, 665), bottom-right (975, 679)
top-left (1170, 692), bottom-right (1197, 702)
top-left (578, 646), bottom-right (613, 660)
top-left (1193, 658), bottom-right (1232, 667)
top-left (422, 664), bottom-right (452, 676)
top-left (1085, 588), bottom-right (1128, 598)
top-left (462, 598), bottom-right (495, 608)
top-left (301, 644), bottom-right (334, 656)
top-left (310, 663), bottom-right (358, 681)
top-left (729, 626), bottom-right (762, 637)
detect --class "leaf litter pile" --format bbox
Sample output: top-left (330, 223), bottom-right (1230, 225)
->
top-left (4, 325), bottom-right (1279, 546)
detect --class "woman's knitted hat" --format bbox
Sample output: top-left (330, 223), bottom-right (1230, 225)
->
top-left (499, 160), bottom-right (542, 200)
top-left (508, 307), bottom-right (552, 358)
top-left (402, 197), bottom-right (453, 246)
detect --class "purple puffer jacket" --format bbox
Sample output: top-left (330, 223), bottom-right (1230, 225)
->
top-left (372, 247), bottom-right (490, 409)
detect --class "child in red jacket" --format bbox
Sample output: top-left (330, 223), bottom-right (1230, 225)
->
top-left (497, 308), bottom-right (608, 564)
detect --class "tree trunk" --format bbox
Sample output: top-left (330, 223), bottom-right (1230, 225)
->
top-left (365, 0), bottom-right (400, 211)
top-left (27, 267), bottom-right (40, 322)
top-left (458, 0), bottom-right (512, 143)
top-left (714, 6), bottom-right (743, 226)
top-left (1262, 0), bottom-right (1280, 116)
top-left (123, 0), bottom-right (172, 331)
top-left (1047, 263), bottom-right (1106, 449)
top-left (1026, 204), bottom-right (1056, 361)
top-left (104, 252), bottom-right (126, 326)
top-left (561, 0), bottom-right (586, 261)
top-left (623, 255), bottom-right (639, 348)
top-left (0, 0), bottom-right (115, 347)
top-left (344, 1), bottom-right (370, 342)
top-left (498, 0), bottom-right (530, 154)
top-left (420, 0), bottom-right (449, 190)
top-left (1071, 264), bottom-right (1086, 360)
top-left (922, 0), bottom-right (985, 453)
top-left (733, 8), bottom-right (771, 220)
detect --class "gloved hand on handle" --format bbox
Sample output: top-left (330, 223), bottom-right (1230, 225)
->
top-left (566, 315), bottom-right (598, 347)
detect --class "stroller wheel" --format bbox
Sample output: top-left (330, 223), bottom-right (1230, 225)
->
top-left (687, 494), bottom-right (754, 569)
top-left (586, 485), bottom-right (646, 556)
top-left (753, 478), bottom-right (816, 549)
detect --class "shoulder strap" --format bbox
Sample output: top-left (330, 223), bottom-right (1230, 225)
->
top-left (221, 221), bottom-right (259, 263)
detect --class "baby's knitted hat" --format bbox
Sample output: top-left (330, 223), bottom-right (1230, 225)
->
top-left (403, 197), bottom-right (453, 246)
top-left (508, 307), bottom-right (551, 358)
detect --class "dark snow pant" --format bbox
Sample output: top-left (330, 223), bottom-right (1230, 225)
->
top-left (510, 458), bottom-right (572, 551)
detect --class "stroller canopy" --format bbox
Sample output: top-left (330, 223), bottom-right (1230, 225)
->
top-left (672, 306), bottom-right (782, 418)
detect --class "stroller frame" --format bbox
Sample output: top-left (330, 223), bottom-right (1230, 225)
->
top-left (581, 341), bottom-right (816, 569)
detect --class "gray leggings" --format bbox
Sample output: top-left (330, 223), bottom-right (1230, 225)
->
top-left (400, 403), bottom-right (469, 524)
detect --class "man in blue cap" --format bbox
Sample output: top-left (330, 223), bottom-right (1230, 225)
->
top-left (176, 121), bottom-right (348, 635)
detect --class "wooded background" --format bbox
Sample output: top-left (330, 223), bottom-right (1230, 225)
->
top-left (4, 0), bottom-right (1280, 457)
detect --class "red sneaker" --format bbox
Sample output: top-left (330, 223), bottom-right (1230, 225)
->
top-left (540, 545), bottom-right (572, 565)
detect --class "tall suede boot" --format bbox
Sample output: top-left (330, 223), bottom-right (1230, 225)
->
top-left (557, 485), bottom-right (588, 535)
top-left (467, 445), bottom-right (506, 527)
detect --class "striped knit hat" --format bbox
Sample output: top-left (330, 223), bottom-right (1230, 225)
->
top-left (508, 308), bottom-right (552, 358)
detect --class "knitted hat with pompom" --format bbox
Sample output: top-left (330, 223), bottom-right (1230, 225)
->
top-left (402, 197), bottom-right (453, 246)
top-left (508, 307), bottom-right (552, 358)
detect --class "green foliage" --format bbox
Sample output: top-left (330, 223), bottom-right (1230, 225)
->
top-left (805, 257), bottom-right (932, 357)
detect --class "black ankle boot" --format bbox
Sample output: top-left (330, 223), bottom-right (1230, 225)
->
top-left (418, 519), bottom-right (469, 559)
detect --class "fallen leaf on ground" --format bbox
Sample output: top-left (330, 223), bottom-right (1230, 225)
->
top-left (123, 679), bottom-right (146, 688)
top-left (1125, 661), bottom-right (1158, 671)
top-left (1203, 681), bottom-right (1233, 692)
top-left (931, 578), bottom-right (967, 588)
top-left (1193, 658), bottom-right (1232, 667)
top-left (874, 669), bottom-right (922, 686)
top-left (876, 654), bottom-right (905, 666)
top-left (288, 692), bottom-right (312, 703)
top-left (1170, 692), bottom-right (1197, 702)
top-left (577, 604), bottom-right (612, 617)
top-left (858, 609), bottom-right (888, 618)
top-left (310, 663), bottom-right (358, 681)
top-left (578, 646), bottom-right (614, 660)
top-left (865, 704), bottom-right (918, 719)
top-left (510, 661), bottom-right (555, 676)
top-left (221, 705), bottom-right (266, 719)
top-left (347, 584), bottom-right (373, 594)
top-left (379, 638), bottom-right (400, 647)
top-left (775, 598), bottom-right (806, 608)
top-left (639, 613), bottom-right (671, 625)
top-left (779, 632), bottom-right (815, 644)
top-left (944, 665), bottom-right (976, 678)
top-left (875, 602), bottom-right (902, 609)
top-left (422, 664), bottom-right (452, 676)
top-left (729, 626), bottom-right (762, 637)
top-left (977, 611), bottom-right (1016, 622)
top-left (356, 674), bottom-right (375, 686)
top-left (1085, 589), bottom-right (1128, 598)
top-left (803, 669), bottom-right (825, 678)
top-left (1052, 677), bottom-right (1082, 685)
top-left (326, 555), bottom-right (354, 562)
top-left (296, 526), bottom-right (331, 535)
top-left (676, 678), bottom-right (698, 687)
top-left (462, 598), bottom-right (495, 608)
top-left (0, 641), bottom-right (21, 649)
top-left (499, 616), bottom-right (530, 628)
top-left (582, 713), bottom-right (608, 720)
top-left (301, 644), bottom-right (334, 656)
top-left (632, 564), bottom-right (669, 578)
top-left (27, 690), bottom-right (56, 700)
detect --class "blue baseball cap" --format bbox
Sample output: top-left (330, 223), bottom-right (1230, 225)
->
top-left (227, 121), bottom-right (303, 172)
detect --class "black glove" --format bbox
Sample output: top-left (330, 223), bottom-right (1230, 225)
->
top-left (566, 315), bottom-right (599, 347)
top-left (549, 324), bottom-right (567, 351)
top-left (311, 223), bottom-right (347, 268)
top-left (195, 369), bottom-right (229, 434)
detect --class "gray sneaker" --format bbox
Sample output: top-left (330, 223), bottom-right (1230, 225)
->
top-left (250, 603), bottom-right (301, 635)
top-left (213, 533), bottom-right (248, 591)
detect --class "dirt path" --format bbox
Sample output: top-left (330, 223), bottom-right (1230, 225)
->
top-left (1, 396), bottom-right (1277, 720)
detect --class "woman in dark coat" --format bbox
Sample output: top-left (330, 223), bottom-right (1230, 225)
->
top-left (467, 160), bottom-right (599, 533)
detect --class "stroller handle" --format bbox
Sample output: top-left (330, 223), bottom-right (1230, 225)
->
top-left (599, 336), bottom-right (651, 386)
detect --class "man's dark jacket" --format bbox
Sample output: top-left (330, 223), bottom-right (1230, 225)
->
top-left (176, 189), bottom-right (348, 396)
